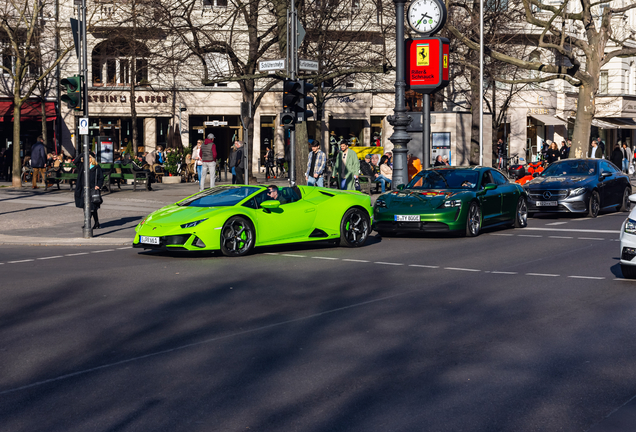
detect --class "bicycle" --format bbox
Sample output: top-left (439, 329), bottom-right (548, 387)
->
top-left (21, 166), bottom-right (33, 184)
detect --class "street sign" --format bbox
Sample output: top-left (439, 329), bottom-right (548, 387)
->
top-left (297, 20), bottom-right (306, 48)
top-left (204, 121), bottom-right (228, 126)
top-left (259, 59), bottom-right (285, 72)
top-left (79, 118), bottom-right (88, 135)
top-left (299, 59), bottom-right (319, 72)
top-left (405, 37), bottom-right (450, 94)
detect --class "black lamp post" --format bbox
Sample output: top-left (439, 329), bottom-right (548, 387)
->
top-left (387, 0), bottom-right (412, 188)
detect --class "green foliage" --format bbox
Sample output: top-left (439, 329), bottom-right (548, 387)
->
top-left (164, 149), bottom-right (182, 175)
top-left (126, 140), bottom-right (133, 156)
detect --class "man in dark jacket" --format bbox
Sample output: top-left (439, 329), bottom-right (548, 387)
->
top-left (234, 141), bottom-right (245, 184)
top-left (611, 144), bottom-right (623, 169)
top-left (30, 136), bottom-right (47, 189)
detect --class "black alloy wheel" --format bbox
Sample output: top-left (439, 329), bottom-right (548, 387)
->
top-left (465, 202), bottom-right (481, 237)
top-left (340, 208), bottom-right (370, 247)
top-left (514, 196), bottom-right (528, 228)
top-left (620, 188), bottom-right (631, 212)
top-left (588, 191), bottom-right (600, 218)
top-left (220, 216), bottom-right (255, 257)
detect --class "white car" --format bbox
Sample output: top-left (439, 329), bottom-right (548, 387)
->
top-left (620, 194), bottom-right (636, 278)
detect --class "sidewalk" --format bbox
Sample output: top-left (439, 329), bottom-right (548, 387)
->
top-left (0, 171), bottom-right (292, 246)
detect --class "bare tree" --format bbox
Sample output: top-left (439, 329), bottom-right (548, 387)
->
top-left (447, 0), bottom-right (636, 159)
top-left (0, 0), bottom-right (73, 187)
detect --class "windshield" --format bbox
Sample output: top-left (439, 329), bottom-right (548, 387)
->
top-left (407, 169), bottom-right (479, 190)
top-left (178, 186), bottom-right (261, 207)
top-left (542, 160), bottom-right (596, 177)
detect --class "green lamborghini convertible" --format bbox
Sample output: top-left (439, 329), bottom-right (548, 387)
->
top-left (133, 185), bottom-right (373, 256)
top-left (373, 166), bottom-right (528, 237)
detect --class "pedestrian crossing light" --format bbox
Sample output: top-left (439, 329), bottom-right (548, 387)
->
top-left (281, 79), bottom-right (302, 128)
top-left (299, 80), bottom-right (314, 122)
top-left (61, 76), bottom-right (82, 110)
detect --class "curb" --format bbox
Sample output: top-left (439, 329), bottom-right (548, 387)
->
top-left (0, 235), bottom-right (131, 246)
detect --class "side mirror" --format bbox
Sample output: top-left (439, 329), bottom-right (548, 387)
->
top-left (483, 184), bottom-right (497, 191)
top-left (261, 200), bottom-right (280, 210)
top-left (629, 193), bottom-right (636, 204)
top-left (397, 184), bottom-right (406, 191)
top-left (601, 172), bottom-right (611, 179)
top-left (532, 172), bottom-right (540, 178)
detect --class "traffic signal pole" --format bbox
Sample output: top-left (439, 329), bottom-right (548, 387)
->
top-left (81, 0), bottom-right (91, 239)
top-left (289, 0), bottom-right (297, 186)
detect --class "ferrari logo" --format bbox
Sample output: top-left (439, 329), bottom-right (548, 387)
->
top-left (417, 44), bottom-right (429, 66)
top-left (443, 54), bottom-right (448, 69)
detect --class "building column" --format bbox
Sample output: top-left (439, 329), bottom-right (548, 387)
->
top-left (509, 109), bottom-right (527, 164)
top-left (144, 117), bottom-right (156, 152)
top-left (252, 111), bottom-right (261, 174)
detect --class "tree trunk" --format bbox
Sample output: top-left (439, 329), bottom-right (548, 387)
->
top-left (41, 99), bottom-right (48, 151)
top-left (469, 68), bottom-right (481, 165)
top-left (294, 121), bottom-right (309, 185)
top-left (12, 104), bottom-right (21, 187)
top-left (571, 80), bottom-right (595, 159)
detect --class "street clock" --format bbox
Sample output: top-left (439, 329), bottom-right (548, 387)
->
top-left (407, 0), bottom-right (447, 36)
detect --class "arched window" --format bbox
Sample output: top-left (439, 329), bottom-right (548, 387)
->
top-left (92, 39), bottom-right (151, 86)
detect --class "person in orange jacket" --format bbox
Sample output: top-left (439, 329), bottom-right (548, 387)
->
top-left (407, 153), bottom-right (423, 179)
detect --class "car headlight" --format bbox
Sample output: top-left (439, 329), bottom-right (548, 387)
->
top-left (375, 199), bottom-right (386, 208)
top-left (180, 218), bottom-right (208, 229)
top-left (625, 218), bottom-right (636, 234)
top-left (568, 187), bottom-right (586, 197)
top-left (443, 199), bottom-right (462, 208)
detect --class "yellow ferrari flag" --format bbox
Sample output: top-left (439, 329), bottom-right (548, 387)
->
top-left (417, 44), bottom-right (429, 66)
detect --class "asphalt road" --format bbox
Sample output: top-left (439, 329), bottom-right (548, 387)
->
top-left (1, 211), bottom-right (635, 432)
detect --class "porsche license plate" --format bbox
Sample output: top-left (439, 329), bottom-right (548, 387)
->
top-left (536, 201), bottom-right (557, 207)
top-left (395, 215), bottom-right (420, 222)
top-left (140, 236), bottom-right (160, 245)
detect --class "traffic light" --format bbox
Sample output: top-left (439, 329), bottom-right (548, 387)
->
top-left (61, 76), bottom-right (82, 110)
top-left (298, 80), bottom-right (314, 122)
top-left (281, 79), bottom-right (302, 128)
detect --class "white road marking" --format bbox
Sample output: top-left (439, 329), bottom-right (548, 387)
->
top-left (614, 278), bottom-right (636, 282)
top-left (37, 256), bottom-right (63, 260)
top-left (526, 272), bottom-right (560, 277)
top-left (546, 222), bottom-right (568, 226)
top-left (312, 256), bottom-right (339, 260)
top-left (549, 236), bottom-right (573, 239)
top-left (524, 228), bottom-right (619, 233)
top-left (492, 271), bottom-right (518, 275)
top-left (342, 259), bottom-right (370, 263)
top-left (117, 246), bottom-right (132, 250)
top-left (578, 237), bottom-right (605, 241)
top-left (65, 252), bottom-right (89, 256)
top-left (518, 234), bottom-right (542, 238)
top-left (263, 252), bottom-right (279, 255)
top-left (91, 249), bottom-right (115, 253)
top-left (281, 254), bottom-right (305, 258)
top-left (8, 259), bottom-right (34, 263)
top-left (409, 264), bottom-right (439, 269)
top-left (445, 267), bottom-right (480, 272)
top-left (490, 233), bottom-right (514, 236)
top-left (568, 275), bottom-right (605, 280)
top-left (374, 262), bottom-right (404, 266)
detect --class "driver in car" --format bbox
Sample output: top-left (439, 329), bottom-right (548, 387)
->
top-left (266, 185), bottom-right (288, 204)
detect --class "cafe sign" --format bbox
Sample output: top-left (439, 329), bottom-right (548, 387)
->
top-left (89, 94), bottom-right (169, 104)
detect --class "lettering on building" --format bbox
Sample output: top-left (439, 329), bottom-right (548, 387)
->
top-left (338, 97), bottom-right (357, 103)
top-left (527, 108), bottom-right (551, 115)
top-left (89, 94), bottom-right (169, 104)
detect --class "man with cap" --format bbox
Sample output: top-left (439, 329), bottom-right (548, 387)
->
top-left (199, 133), bottom-right (218, 191)
top-left (30, 135), bottom-right (47, 189)
top-left (332, 140), bottom-right (360, 190)
top-left (305, 140), bottom-right (326, 187)
top-left (360, 153), bottom-right (375, 176)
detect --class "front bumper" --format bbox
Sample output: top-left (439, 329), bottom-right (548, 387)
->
top-left (372, 206), bottom-right (464, 233)
top-left (133, 222), bottom-right (222, 251)
top-left (620, 219), bottom-right (636, 265)
top-left (526, 190), bottom-right (589, 213)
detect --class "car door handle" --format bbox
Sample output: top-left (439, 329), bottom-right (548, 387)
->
top-left (305, 208), bottom-right (315, 213)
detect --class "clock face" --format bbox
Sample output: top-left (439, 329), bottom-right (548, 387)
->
top-left (408, 0), bottom-right (445, 35)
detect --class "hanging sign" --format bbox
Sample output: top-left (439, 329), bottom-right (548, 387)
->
top-left (405, 37), bottom-right (450, 94)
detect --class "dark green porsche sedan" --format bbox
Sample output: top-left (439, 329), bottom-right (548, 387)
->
top-left (373, 166), bottom-right (528, 237)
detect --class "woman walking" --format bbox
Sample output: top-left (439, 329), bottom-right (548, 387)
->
top-left (546, 142), bottom-right (560, 164)
top-left (193, 140), bottom-right (203, 183)
top-left (73, 152), bottom-right (104, 229)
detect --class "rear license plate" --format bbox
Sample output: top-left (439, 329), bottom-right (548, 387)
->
top-left (395, 215), bottom-right (421, 222)
top-left (140, 236), bottom-right (160, 245)
top-left (536, 201), bottom-right (558, 207)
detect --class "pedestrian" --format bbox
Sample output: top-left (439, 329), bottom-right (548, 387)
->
top-left (546, 142), bottom-right (560, 164)
top-left (156, 146), bottom-right (165, 165)
top-left (145, 151), bottom-right (155, 167)
top-left (332, 140), bottom-right (360, 190)
top-left (597, 136), bottom-right (606, 155)
top-left (407, 153), bottom-right (421, 176)
top-left (199, 134), bottom-right (218, 191)
top-left (30, 135), bottom-right (47, 189)
top-left (73, 152), bottom-right (104, 229)
top-left (611, 144), bottom-right (623, 169)
top-left (434, 155), bottom-right (444, 166)
top-left (384, 151), bottom-right (393, 168)
top-left (265, 146), bottom-right (275, 179)
top-left (228, 143), bottom-right (238, 184)
top-left (360, 154), bottom-right (375, 176)
top-left (559, 140), bottom-right (569, 160)
top-left (234, 141), bottom-right (245, 184)
top-left (442, 155), bottom-right (450, 166)
top-left (192, 140), bottom-right (203, 183)
top-left (589, 140), bottom-right (602, 158)
top-left (305, 141), bottom-right (326, 186)
top-left (622, 142), bottom-right (633, 174)
top-left (375, 155), bottom-right (393, 193)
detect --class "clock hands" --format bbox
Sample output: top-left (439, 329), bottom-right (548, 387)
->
top-left (416, 13), bottom-right (433, 27)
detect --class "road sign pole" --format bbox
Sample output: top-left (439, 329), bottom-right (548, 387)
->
top-left (289, 3), bottom-right (297, 186)
top-left (423, 94), bottom-right (430, 169)
top-left (81, 0), bottom-right (91, 238)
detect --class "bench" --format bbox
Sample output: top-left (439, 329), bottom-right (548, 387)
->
top-left (107, 163), bottom-right (149, 191)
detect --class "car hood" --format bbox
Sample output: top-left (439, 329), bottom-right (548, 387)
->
top-left (144, 204), bottom-right (228, 226)
top-left (525, 175), bottom-right (593, 189)
top-left (379, 189), bottom-right (471, 210)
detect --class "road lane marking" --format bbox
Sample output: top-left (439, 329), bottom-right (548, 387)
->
top-left (526, 273), bottom-right (560, 277)
top-left (524, 228), bottom-right (618, 233)
top-left (37, 256), bottom-right (63, 260)
top-left (549, 236), bottom-right (573, 239)
top-left (65, 252), bottom-right (89, 256)
top-left (117, 246), bottom-right (132, 250)
top-left (91, 249), bottom-right (115, 253)
top-left (312, 256), bottom-right (339, 260)
top-left (546, 222), bottom-right (568, 226)
top-left (8, 259), bottom-right (34, 263)
top-left (578, 237), bottom-right (605, 241)
top-left (281, 254), bottom-right (305, 258)
top-left (568, 275), bottom-right (605, 280)
top-left (445, 267), bottom-right (480, 272)
top-left (409, 264), bottom-right (439, 268)
top-left (492, 271), bottom-right (518, 275)
top-left (263, 253), bottom-right (279, 255)
top-left (374, 262), bottom-right (404, 266)
top-left (343, 259), bottom-right (370, 263)
top-left (518, 235), bottom-right (542, 238)
top-left (490, 233), bottom-right (513, 236)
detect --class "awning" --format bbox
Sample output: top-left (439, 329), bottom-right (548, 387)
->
top-left (591, 118), bottom-right (619, 129)
top-left (0, 101), bottom-right (57, 122)
top-left (529, 114), bottom-right (568, 126)
top-left (599, 117), bottom-right (636, 129)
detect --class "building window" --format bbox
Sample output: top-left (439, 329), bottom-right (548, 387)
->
top-left (92, 39), bottom-right (151, 86)
top-left (600, 70), bottom-right (608, 93)
top-left (203, 0), bottom-right (227, 7)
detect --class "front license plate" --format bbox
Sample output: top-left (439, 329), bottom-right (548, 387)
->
top-left (395, 215), bottom-right (421, 222)
top-left (140, 236), bottom-right (160, 245)
top-left (536, 201), bottom-right (558, 207)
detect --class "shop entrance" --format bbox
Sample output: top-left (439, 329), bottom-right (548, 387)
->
top-left (330, 118), bottom-right (365, 146)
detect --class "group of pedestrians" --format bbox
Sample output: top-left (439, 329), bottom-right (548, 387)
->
top-left (191, 135), bottom-right (245, 189)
